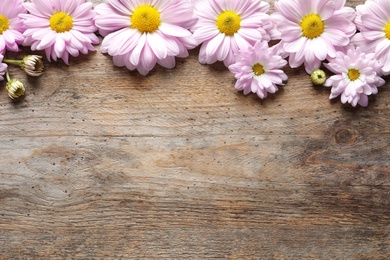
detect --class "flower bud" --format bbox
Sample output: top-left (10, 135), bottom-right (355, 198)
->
top-left (311, 69), bottom-right (326, 85)
top-left (20, 55), bottom-right (44, 77)
top-left (6, 79), bottom-right (25, 99)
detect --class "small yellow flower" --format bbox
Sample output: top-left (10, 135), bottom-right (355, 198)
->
top-left (6, 78), bottom-right (25, 99)
top-left (311, 69), bottom-right (326, 85)
top-left (21, 55), bottom-right (44, 77)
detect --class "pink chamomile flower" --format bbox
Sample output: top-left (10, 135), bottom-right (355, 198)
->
top-left (324, 47), bottom-right (385, 107)
top-left (94, 0), bottom-right (197, 76)
top-left (273, 0), bottom-right (356, 74)
top-left (192, 0), bottom-right (273, 67)
top-left (228, 41), bottom-right (288, 99)
top-left (0, 0), bottom-right (26, 54)
top-left (21, 0), bottom-right (100, 64)
top-left (352, 0), bottom-right (390, 75)
top-left (0, 54), bottom-right (8, 80)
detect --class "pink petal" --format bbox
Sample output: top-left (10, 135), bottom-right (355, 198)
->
top-left (54, 36), bottom-right (65, 58)
top-left (157, 55), bottom-right (176, 69)
top-left (130, 33), bottom-right (146, 65)
top-left (159, 23), bottom-right (191, 37)
top-left (205, 33), bottom-right (224, 57)
top-left (147, 33), bottom-right (168, 60)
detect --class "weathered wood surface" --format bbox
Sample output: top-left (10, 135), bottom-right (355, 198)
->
top-left (0, 0), bottom-right (389, 258)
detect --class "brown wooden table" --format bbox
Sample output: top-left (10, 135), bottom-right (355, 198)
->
top-left (1, 0), bottom-right (389, 258)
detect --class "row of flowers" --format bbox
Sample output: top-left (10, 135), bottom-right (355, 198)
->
top-left (0, 0), bottom-right (388, 107)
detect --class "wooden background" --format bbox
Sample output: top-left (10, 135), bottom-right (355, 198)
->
top-left (1, 0), bottom-right (389, 258)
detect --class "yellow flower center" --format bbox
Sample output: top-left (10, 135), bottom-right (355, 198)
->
top-left (50, 12), bottom-right (73, 33)
top-left (0, 15), bottom-right (10, 34)
top-left (252, 63), bottom-right (265, 76)
top-left (300, 14), bottom-right (324, 39)
top-left (131, 5), bottom-right (161, 33)
top-left (348, 68), bottom-right (360, 81)
top-left (216, 11), bottom-right (241, 36)
top-left (384, 21), bottom-right (390, 39)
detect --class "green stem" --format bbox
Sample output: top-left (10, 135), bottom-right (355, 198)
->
top-left (4, 59), bottom-right (22, 66)
top-left (5, 71), bottom-right (11, 82)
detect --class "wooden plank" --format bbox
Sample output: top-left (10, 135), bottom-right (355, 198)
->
top-left (0, 0), bottom-right (389, 258)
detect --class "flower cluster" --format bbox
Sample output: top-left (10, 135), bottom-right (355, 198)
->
top-left (0, 0), bottom-right (98, 99)
top-left (189, 0), bottom-right (387, 107)
top-left (0, 0), bottom-right (387, 107)
top-left (74, 0), bottom-right (390, 107)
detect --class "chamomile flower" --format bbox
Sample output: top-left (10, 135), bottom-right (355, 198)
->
top-left (21, 0), bottom-right (100, 64)
top-left (94, 0), bottom-right (197, 76)
top-left (324, 47), bottom-right (385, 107)
top-left (192, 0), bottom-right (273, 67)
top-left (352, 0), bottom-right (390, 75)
top-left (0, 0), bottom-right (26, 54)
top-left (273, 0), bottom-right (356, 74)
top-left (228, 41), bottom-right (288, 99)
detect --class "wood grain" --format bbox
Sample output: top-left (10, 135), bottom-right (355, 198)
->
top-left (0, 0), bottom-right (389, 258)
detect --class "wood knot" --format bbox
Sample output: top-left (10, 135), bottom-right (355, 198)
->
top-left (334, 128), bottom-right (358, 145)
